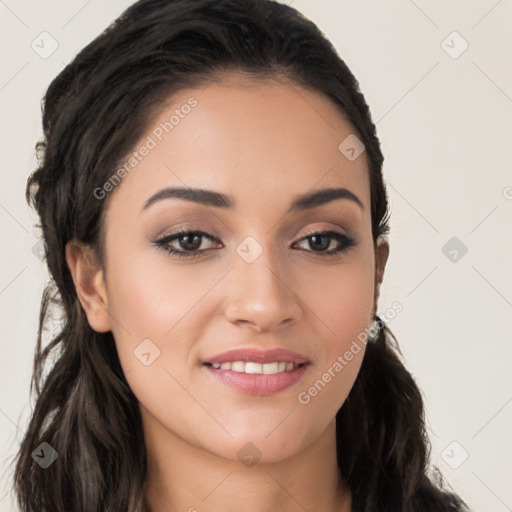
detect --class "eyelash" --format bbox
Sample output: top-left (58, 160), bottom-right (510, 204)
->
top-left (153, 228), bottom-right (356, 260)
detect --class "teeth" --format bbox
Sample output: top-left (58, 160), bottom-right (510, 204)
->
top-left (263, 362), bottom-right (279, 374)
top-left (231, 361), bottom-right (245, 372)
top-left (245, 362), bottom-right (262, 374)
top-left (210, 361), bottom-right (301, 374)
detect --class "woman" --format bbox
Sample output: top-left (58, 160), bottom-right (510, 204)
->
top-left (14, 0), bottom-right (469, 510)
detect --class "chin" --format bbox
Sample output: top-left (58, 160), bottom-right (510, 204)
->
top-left (202, 428), bottom-right (314, 466)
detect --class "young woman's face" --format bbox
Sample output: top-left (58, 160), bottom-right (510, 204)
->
top-left (96, 75), bottom-right (383, 463)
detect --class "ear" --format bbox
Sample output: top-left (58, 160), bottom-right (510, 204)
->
top-left (373, 236), bottom-right (390, 316)
top-left (65, 239), bottom-right (112, 333)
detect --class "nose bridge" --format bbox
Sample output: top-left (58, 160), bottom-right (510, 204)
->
top-left (224, 234), bottom-right (302, 331)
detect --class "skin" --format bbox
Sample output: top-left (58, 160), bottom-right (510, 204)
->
top-left (66, 72), bottom-right (389, 512)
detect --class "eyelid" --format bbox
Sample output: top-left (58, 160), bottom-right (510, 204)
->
top-left (152, 226), bottom-right (356, 260)
top-left (153, 225), bottom-right (350, 245)
top-left (299, 226), bottom-right (349, 239)
top-left (154, 228), bottom-right (222, 248)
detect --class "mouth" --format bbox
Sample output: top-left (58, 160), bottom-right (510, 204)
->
top-left (203, 360), bottom-right (306, 374)
top-left (201, 359), bottom-right (311, 396)
top-left (201, 347), bottom-right (311, 395)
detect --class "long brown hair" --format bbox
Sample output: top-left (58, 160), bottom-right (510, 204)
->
top-left (14, 1), bottom-right (469, 510)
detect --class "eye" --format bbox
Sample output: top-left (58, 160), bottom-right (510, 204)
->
top-left (153, 229), bottom-right (222, 259)
top-left (293, 230), bottom-right (356, 257)
top-left (153, 229), bottom-right (356, 259)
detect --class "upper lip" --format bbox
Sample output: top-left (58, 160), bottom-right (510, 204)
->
top-left (202, 347), bottom-right (310, 365)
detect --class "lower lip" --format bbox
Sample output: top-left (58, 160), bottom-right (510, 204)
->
top-left (202, 363), bottom-right (310, 396)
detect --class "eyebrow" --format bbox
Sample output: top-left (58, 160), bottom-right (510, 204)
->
top-left (142, 186), bottom-right (364, 214)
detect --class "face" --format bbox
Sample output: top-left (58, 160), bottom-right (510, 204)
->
top-left (73, 74), bottom-right (387, 464)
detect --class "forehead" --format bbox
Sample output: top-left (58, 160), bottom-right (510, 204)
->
top-left (107, 75), bottom-right (370, 216)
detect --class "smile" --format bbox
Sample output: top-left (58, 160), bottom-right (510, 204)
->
top-left (202, 361), bottom-right (310, 395)
top-left (206, 361), bottom-right (301, 374)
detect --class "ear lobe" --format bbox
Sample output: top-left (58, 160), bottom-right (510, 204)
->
top-left (373, 237), bottom-right (390, 315)
top-left (65, 240), bottom-right (111, 333)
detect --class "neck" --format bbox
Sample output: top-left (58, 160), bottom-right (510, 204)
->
top-left (142, 413), bottom-right (351, 512)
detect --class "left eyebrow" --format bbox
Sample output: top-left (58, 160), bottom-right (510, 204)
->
top-left (141, 186), bottom-right (364, 213)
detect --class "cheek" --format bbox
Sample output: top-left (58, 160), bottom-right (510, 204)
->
top-left (313, 264), bottom-right (374, 331)
top-left (103, 245), bottom-right (231, 386)
top-left (105, 246), bottom-right (211, 338)
top-left (304, 250), bottom-right (375, 345)
top-left (103, 250), bottom-right (209, 433)
top-left (103, 248), bottom-right (173, 371)
top-left (294, 251), bottom-right (375, 414)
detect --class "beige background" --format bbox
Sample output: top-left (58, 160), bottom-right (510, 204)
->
top-left (1, 1), bottom-right (511, 510)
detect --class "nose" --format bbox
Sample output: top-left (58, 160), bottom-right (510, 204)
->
top-left (224, 243), bottom-right (303, 333)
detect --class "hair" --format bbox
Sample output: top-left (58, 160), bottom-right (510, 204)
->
top-left (13, 0), bottom-right (469, 511)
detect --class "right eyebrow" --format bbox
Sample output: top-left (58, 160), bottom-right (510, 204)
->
top-left (141, 186), bottom-right (364, 213)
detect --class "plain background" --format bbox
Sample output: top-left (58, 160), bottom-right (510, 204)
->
top-left (1, 1), bottom-right (511, 510)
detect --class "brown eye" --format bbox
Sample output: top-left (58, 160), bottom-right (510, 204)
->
top-left (153, 229), bottom-right (356, 260)
top-left (294, 230), bottom-right (356, 256)
top-left (153, 230), bottom-right (221, 259)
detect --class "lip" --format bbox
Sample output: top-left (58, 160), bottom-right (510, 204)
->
top-left (202, 362), bottom-right (310, 396)
top-left (201, 348), bottom-right (311, 396)
top-left (202, 347), bottom-right (310, 365)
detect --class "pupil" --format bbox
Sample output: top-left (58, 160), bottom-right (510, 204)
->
top-left (178, 234), bottom-right (331, 252)
top-left (181, 234), bottom-right (201, 250)
top-left (310, 234), bottom-right (329, 251)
